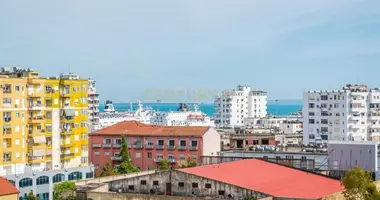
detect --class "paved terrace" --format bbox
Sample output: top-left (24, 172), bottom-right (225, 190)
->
top-left (76, 171), bottom-right (156, 186)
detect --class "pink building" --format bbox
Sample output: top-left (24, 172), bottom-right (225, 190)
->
top-left (89, 121), bottom-right (220, 173)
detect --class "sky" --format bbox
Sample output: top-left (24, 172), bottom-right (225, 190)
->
top-left (0, 0), bottom-right (380, 103)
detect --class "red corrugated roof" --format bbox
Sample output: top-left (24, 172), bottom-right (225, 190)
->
top-left (91, 121), bottom-right (209, 137)
top-left (0, 177), bottom-right (19, 196)
top-left (180, 159), bottom-right (344, 199)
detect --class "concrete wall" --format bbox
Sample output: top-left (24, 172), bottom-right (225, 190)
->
top-left (0, 194), bottom-right (18, 200)
top-left (202, 128), bottom-right (221, 156)
top-left (108, 170), bottom-right (269, 199)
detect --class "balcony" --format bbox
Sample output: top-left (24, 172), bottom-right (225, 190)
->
top-left (111, 156), bottom-right (122, 161)
top-left (113, 144), bottom-right (122, 148)
top-left (46, 155), bottom-right (52, 161)
top-left (61, 142), bottom-right (74, 148)
top-left (145, 144), bottom-right (154, 149)
top-left (350, 106), bottom-right (365, 113)
top-left (92, 144), bottom-right (102, 148)
top-left (189, 146), bottom-right (198, 151)
top-left (103, 144), bottom-right (112, 148)
top-left (29, 129), bottom-right (45, 136)
top-left (29, 116), bottom-right (44, 123)
top-left (30, 144), bottom-right (46, 150)
top-left (350, 115), bottom-right (361, 121)
top-left (178, 146), bottom-right (187, 150)
top-left (60, 153), bottom-right (75, 160)
top-left (133, 144), bottom-right (143, 149)
top-left (156, 145), bottom-right (164, 150)
top-left (28, 104), bottom-right (44, 110)
top-left (168, 159), bottom-right (176, 163)
top-left (167, 145), bottom-right (176, 150)
top-left (29, 156), bottom-right (45, 163)
top-left (154, 158), bottom-right (163, 163)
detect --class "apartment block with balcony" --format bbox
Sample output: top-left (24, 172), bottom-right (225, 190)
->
top-left (87, 79), bottom-right (100, 133)
top-left (89, 121), bottom-right (221, 173)
top-left (0, 67), bottom-right (91, 175)
top-left (214, 85), bottom-right (267, 128)
top-left (303, 84), bottom-right (380, 144)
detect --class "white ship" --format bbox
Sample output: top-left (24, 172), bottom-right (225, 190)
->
top-left (151, 103), bottom-right (215, 127)
top-left (99, 100), bottom-right (155, 128)
top-left (99, 101), bottom-right (215, 129)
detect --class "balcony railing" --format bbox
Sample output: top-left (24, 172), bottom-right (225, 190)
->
top-left (113, 144), bottom-right (122, 148)
top-left (168, 159), bottom-right (176, 163)
top-left (111, 156), bottom-right (122, 161)
top-left (92, 144), bottom-right (102, 148)
top-left (167, 145), bottom-right (176, 150)
top-left (133, 144), bottom-right (143, 149)
top-left (145, 144), bottom-right (154, 149)
top-left (178, 146), bottom-right (187, 150)
top-left (189, 146), bottom-right (198, 151)
top-left (156, 145), bottom-right (164, 150)
top-left (154, 158), bottom-right (163, 163)
top-left (60, 153), bottom-right (75, 158)
top-left (103, 144), bottom-right (112, 148)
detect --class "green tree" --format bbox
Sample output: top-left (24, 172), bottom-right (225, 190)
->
top-left (99, 161), bottom-right (118, 177)
top-left (157, 159), bottom-right (171, 170)
top-left (180, 157), bottom-right (197, 168)
top-left (53, 181), bottom-right (76, 200)
top-left (342, 165), bottom-right (380, 200)
top-left (26, 191), bottom-right (40, 200)
top-left (115, 136), bottom-right (140, 174)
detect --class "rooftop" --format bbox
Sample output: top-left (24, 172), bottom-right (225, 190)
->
top-left (91, 121), bottom-right (210, 137)
top-left (0, 177), bottom-right (19, 196)
top-left (180, 159), bottom-right (343, 199)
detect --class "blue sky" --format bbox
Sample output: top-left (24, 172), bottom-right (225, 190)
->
top-left (0, 0), bottom-right (379, 102)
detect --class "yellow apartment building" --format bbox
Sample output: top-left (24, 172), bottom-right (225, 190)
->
top-left (0, 68), bottom-right (89, 174)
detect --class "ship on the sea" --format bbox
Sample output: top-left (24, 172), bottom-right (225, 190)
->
top-left (98, 101), bottom-right (215, 129)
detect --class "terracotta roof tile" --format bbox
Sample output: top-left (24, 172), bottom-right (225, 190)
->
top-left (91, 121), bottom-right (210, 137)
top-left (0, 177), bottom-right (19, 196)
top-left (180, 159), bottom-right (344, 199)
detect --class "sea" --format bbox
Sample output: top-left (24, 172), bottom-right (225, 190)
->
top-left (99, 103), bottom-right (302, 117)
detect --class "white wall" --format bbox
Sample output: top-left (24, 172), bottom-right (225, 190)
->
top-left (202, 127), bottom-right (221, 156)
top-left (279, 123), bottom-right (302, 134)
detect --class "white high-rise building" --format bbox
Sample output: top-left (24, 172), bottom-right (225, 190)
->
top-left (88, 79), bottom-right (100, 132)
top-left (303, 84), bottom-right (380, 145)
top-left (214, 85), bottom-right (267, 128)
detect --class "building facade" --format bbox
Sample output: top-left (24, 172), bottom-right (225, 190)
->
top-left (214, 85), bottom-right (267, 128)
top-left (0, 67), bottom-right (90, 175)
top-left (89, 121), bottom-right (220, 173)
top-left (303, 84), bottom-right (380, 144)
top-left (87, 79), bottom-right (100, 133)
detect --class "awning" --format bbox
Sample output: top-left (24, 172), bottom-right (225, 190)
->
top-left (3, 125), bottom-right (12, 129)
top-left (33, 136), bottom-right (46, 144)
top-left (33, 149), bottom-right (46, 157)
top-left (64, 109), bottom-right (75, 117)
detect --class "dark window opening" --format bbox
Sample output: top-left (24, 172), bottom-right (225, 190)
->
top-left (178, 182), bottom-right (185, 187)
top-left (205, 183), bottom-right (212, 189)
top-left (153, 181), bottom-right (159, 186)
top-left (192, 183), bottom-right (198, 188)
top-left (218, 190), bottom-right (225, 196)
top-left (261, 139), bottom-right (269, 145)
top-left (140, 180), bottom-right (147, 185)
top-left (128, 185), bottom-right (134, 190)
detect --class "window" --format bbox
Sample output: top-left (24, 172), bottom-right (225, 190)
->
top-left (19, 178), bottom-right (32, 188)
top-left (53, 174), bottom-right (65, 183)
top-left (37, 193), bottom-right (49, 200)
top-left (191, 140), bottom-right (198, 147)
top-left (153, 181), bottom-right (159, 186)
top-left (81, 121), bottom-right (87, 128)
top-left (205, 183), bottom-right (212, 189)
top-left (309, 112), bottom-right (315, 116)
top-left (140, 180), bottom-right (147, 185)
top-left (168, 139), bottom-right (175, 147)
top-left (81, 109), bottom-right (87, 116)
top-left (15, 85), bottom-right (20, 91)
top-left (128, 185), bottom-right (134, 190)
top-left (136, 153), bottom-right (141, 158)
top-left (15, 113), bottom-right (20, 118)
top-left (68, 172), bottom-right (82, 181)
top-left (147, 152), bottom-right (152, 158)
top-left (309, 119), bottom-right (315, 124)
top-left (321, 119), bottom-right (328, 124)
top-left (180, 154), bottom-right (185, 159)
top-left (179, 140), bottom-right (186, 146)
top-left (309, 103), bottom-right (315, 108)
top-left (321, 95), bottom-right (328, 100)
top-left (86, 172), bottom-right (94, 179)
top-left (218, 190), bottom-right (225, 196)
top-left (178, 182), bottom-right (185, 187)
top-left (192, 183), bottom-right (198, 188)
top-left (157, 139), bottom-right (164, 146)
top-left (37, 176), bottom-right (49, 185)
top-left (105, 152), bottom-right (110, 156)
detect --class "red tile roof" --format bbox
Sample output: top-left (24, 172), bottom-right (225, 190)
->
top-left (0, 177), bottom-right (19, 196)
top-left (180, 159), bottom-right (344, 199)
top-left (91, 121), bottom-right (210, 137)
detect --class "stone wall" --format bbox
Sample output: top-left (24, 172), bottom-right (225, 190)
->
top-left (107, 170), bottom-right (269, 199)
top-left (78, 192), bottom-right (213, 200)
